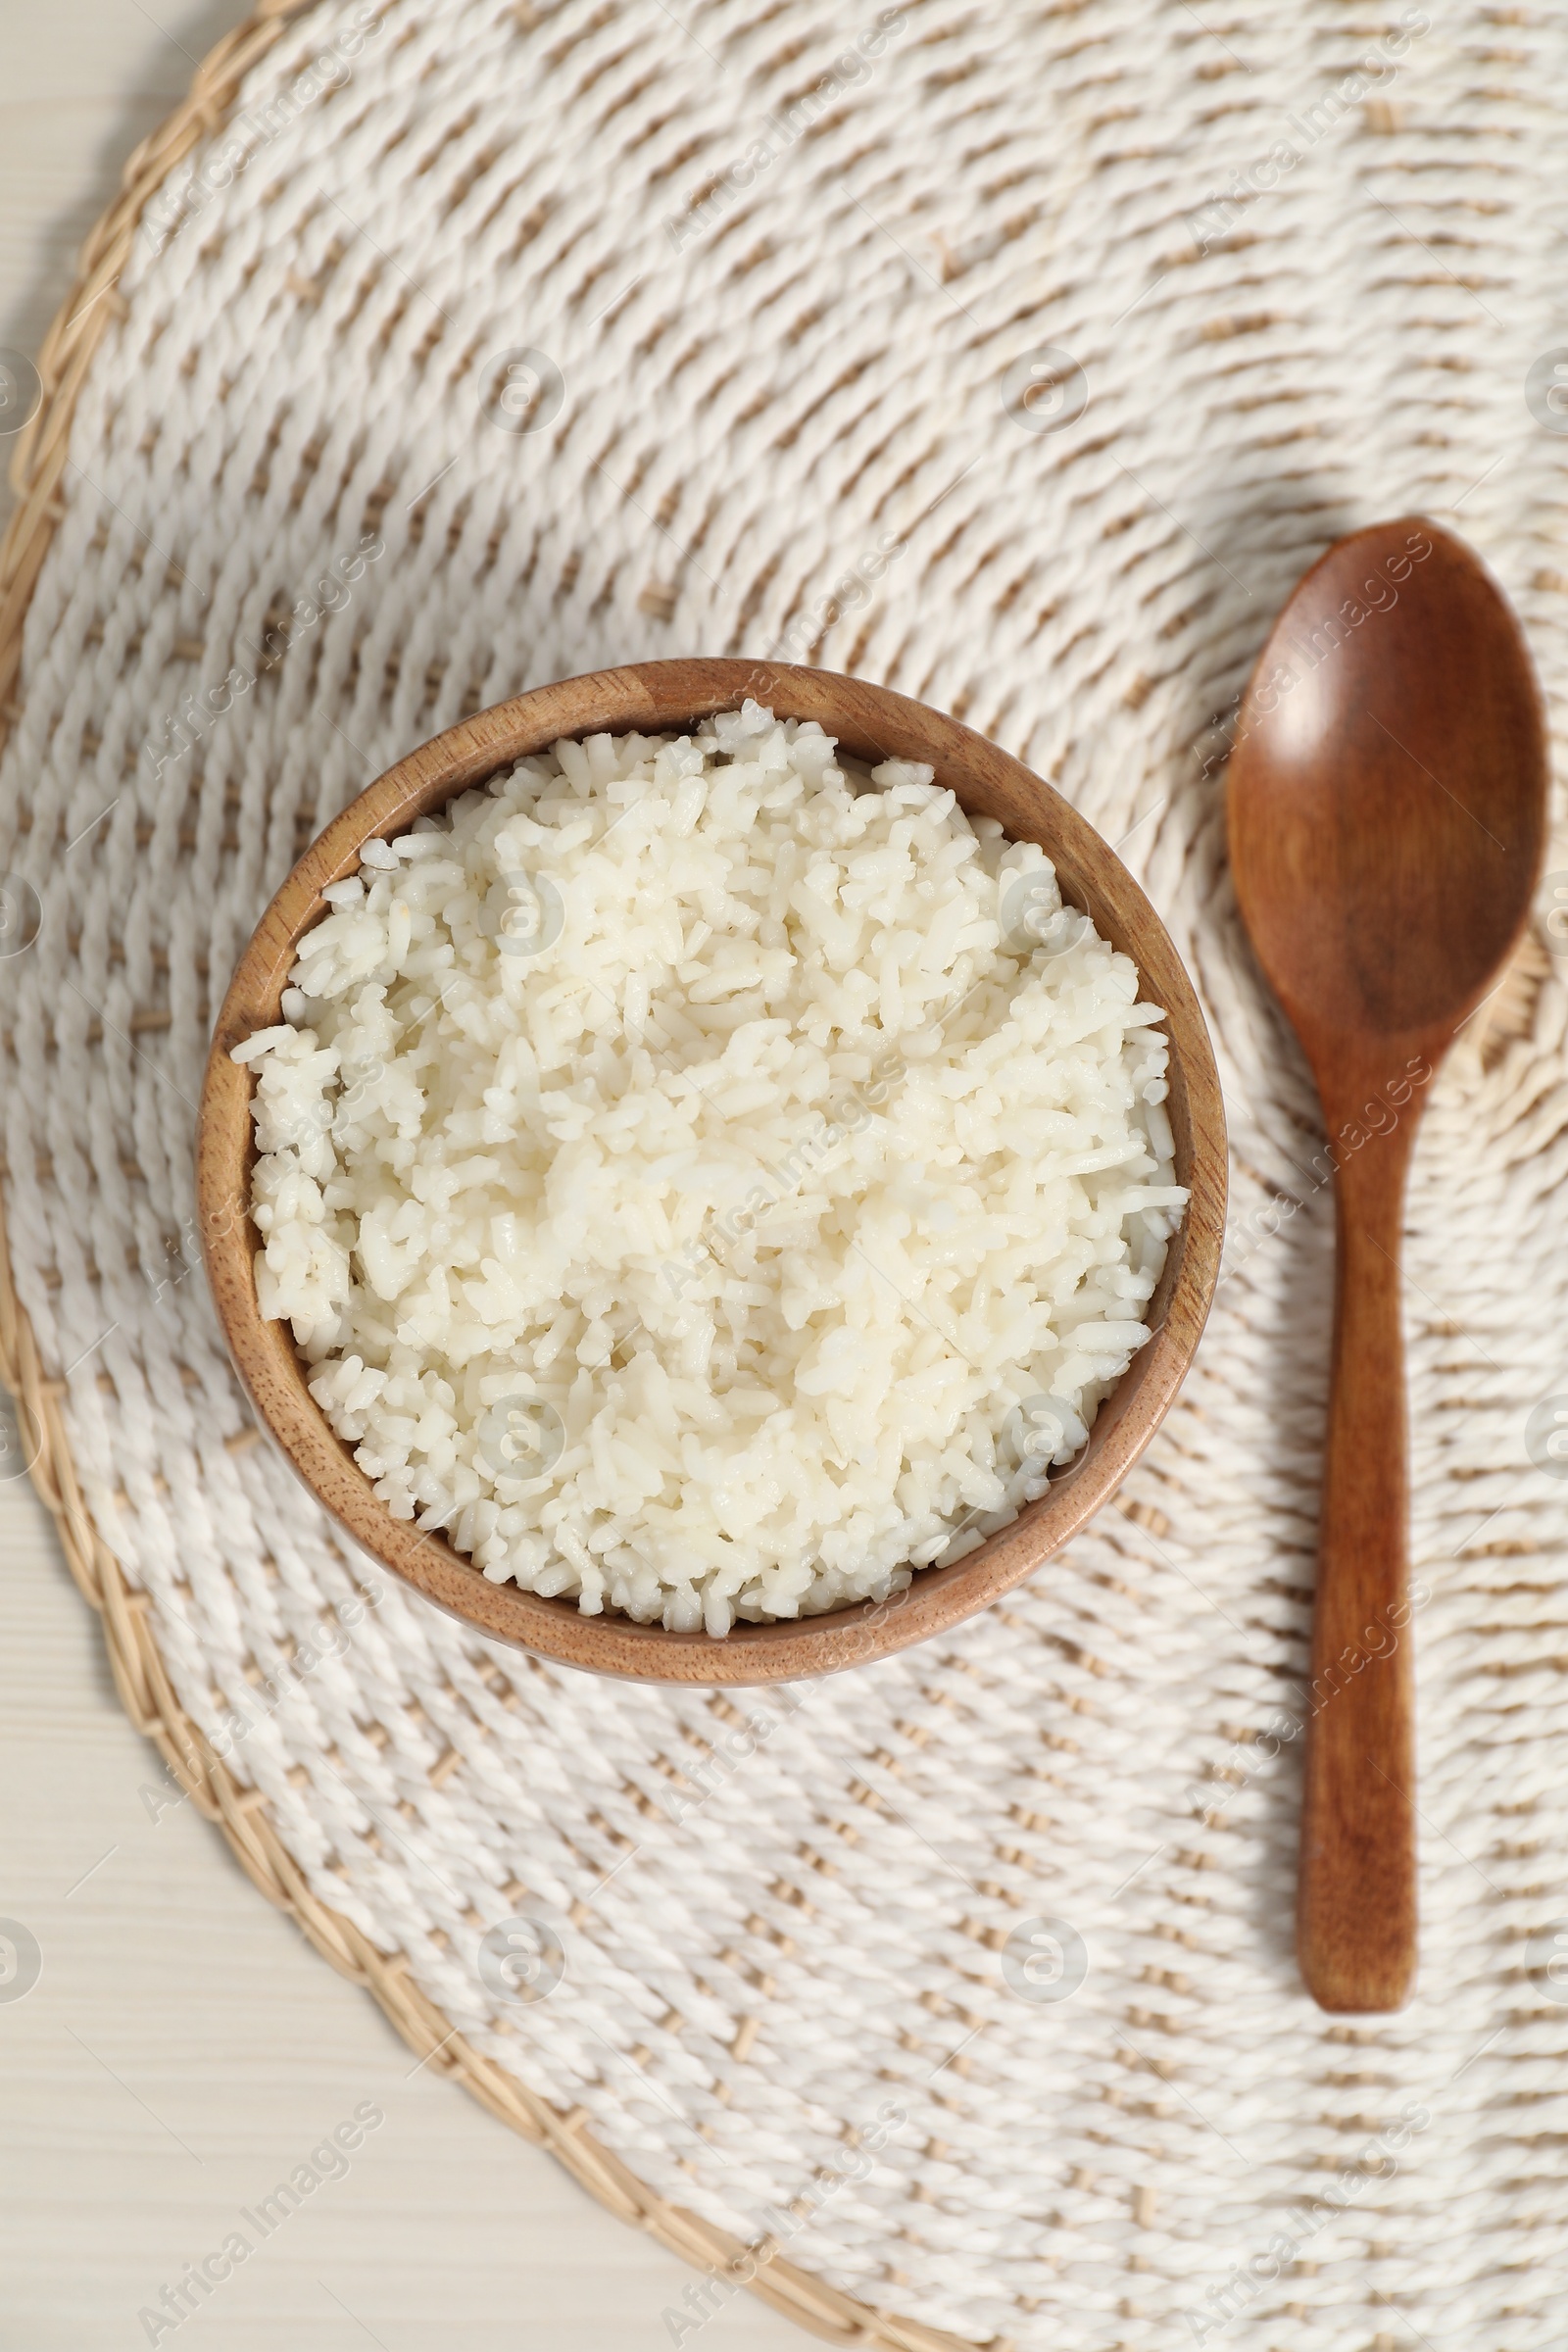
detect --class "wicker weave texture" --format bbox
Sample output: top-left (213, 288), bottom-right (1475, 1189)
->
top-left (4, 3), bottom-right (1568, 2346)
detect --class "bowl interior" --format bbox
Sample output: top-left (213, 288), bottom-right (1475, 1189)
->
top-left (198, 660), bottom-right (1226, 1683)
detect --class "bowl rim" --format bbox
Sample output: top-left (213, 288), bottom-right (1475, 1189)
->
top-left (197, 658), bottom-right (1227, 1684)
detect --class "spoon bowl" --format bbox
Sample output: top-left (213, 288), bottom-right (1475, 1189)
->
top-left (1233, 518), bottom-right (1544, 1050)
top-left (1230, 517), bottom-right (1547, 2011)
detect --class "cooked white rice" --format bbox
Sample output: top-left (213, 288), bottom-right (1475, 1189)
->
top-left (235, 701), bottom-right (1187, 1634)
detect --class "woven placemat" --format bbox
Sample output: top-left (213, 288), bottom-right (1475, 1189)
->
top-left (4, 3), bottom-right (1568, 2344)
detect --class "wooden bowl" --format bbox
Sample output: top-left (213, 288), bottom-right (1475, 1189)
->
top-left (198, 660), bottom-right (1226, 1684)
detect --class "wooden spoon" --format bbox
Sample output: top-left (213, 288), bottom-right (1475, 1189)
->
top-left (1228, 517), bottom-right (1546, 2012)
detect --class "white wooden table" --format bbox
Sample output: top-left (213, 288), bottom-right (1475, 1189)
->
top-left (0, 9), bottom-right (805, 2345)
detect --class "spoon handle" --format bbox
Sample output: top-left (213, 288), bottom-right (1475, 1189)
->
top-left (1297, 1108), bottom-right (1418, 2012)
